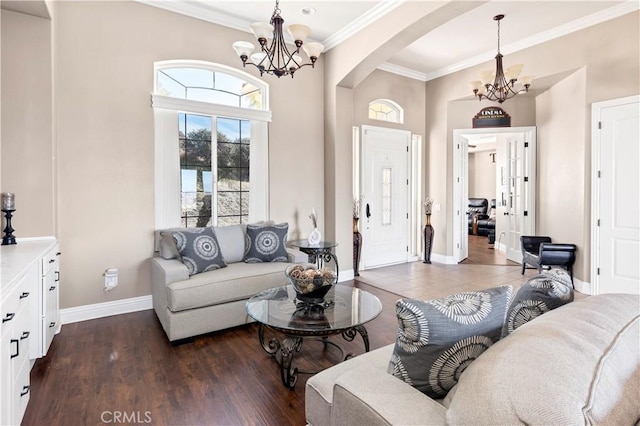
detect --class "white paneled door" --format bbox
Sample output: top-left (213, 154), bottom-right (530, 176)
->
top-left (361, 126), bottom-right (410, 269)
top-left (593, 96), bottom-right (640, 294)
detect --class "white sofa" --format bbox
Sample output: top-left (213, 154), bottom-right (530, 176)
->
top-left (151, 224), bottom-right (306, 342)
top-left (305, 293), bottom-right (640, 425)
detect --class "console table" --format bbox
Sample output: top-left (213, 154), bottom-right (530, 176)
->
top-left (289, 240), bottom-right (339, 277)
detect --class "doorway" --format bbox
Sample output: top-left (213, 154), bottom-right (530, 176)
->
top-left (360, 125), bottom-right (411, 269)
top-left (453, 127), bottom-right (537, 264)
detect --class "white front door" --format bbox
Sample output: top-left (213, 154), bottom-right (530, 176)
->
top-left (361, 126), bottom-right (410, 269)
top-left (592, 96), bottom-right (640, 294)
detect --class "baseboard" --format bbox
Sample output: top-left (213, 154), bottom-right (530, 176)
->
top-left (339, 269), bottom-right (355, 282)
top-left (60, 295), bottom-right (153, 324)
top-left (573, 277), bottom-right (591, 295)
top-left (429, 253), bottom-right (458, 264)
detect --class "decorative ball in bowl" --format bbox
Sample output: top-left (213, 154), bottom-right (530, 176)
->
top-left (285, 264), bottom-right (337, 303)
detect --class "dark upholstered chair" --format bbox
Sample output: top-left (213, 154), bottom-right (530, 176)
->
top-left (468, 198), bottom-right (489, 234)
top-left (520, 236), bottom-right (577, 283)
top-left (476, 199), bottom-right (496, 237)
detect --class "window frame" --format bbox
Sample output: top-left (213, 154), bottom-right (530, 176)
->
top-left (152, 60), bottom-right (271, 229)
top-left (368, 98), bottom-right (404, 124)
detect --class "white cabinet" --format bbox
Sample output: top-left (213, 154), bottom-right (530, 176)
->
top-left (1, 238), bottom-right (60, 425)
top-left (40, 244), bottom-right (60, 356)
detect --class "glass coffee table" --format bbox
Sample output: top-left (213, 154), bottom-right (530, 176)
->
top-left (246, 284), bottom-right (382, 388)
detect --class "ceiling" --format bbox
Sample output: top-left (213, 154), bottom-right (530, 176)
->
top-left (139, 0), bottom-right (638, 82)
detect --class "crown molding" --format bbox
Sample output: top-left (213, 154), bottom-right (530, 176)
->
top-left (321, 0), bottom-right (405, 50)
top-left (136, 0), bottom-right (403, 51)
top-left (417, 0), bottom-right (640, 82)
top-left (377, 62), bottom-right (428, 82)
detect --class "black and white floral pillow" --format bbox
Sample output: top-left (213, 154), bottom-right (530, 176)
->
top-left (172, 227), bottom-right (227, 275)
top-left (501, 269), bottom-right (574, 337)
top-left (244, 222), bottom-right (289, 263)
top-left (388, 285), bottom-right (513, 398)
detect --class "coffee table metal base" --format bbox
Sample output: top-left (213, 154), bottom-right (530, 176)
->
top-left (257, 323), bottom-right (370, 388)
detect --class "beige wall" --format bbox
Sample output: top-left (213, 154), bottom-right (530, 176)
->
top-left (353, 69), bottom-right (426, 137)
top-left (9, 1), bottom-right (324, 309)
top-left (1, 10), bottom-right (54, 237)
top-left (536, 68), bottom-right (588, 279)
top-left (469, 151), bottom-right (496, 201)
top-left (425, 12), bottom-right (639, 282)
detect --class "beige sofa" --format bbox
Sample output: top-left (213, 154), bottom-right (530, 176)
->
top-left (151, 224), bottom-right (306, 342)
top-left (306, 293), bottom-right (640, 425)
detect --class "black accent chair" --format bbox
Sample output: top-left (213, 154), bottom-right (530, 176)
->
top-left (477, 199), bottom-right (496, 237)
top-left (520, 236), bottom-right (577, 283)
top-left (468, 198), bottom-right (489, 234)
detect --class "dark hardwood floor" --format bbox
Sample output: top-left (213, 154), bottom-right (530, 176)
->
top-left (23, 262), bottom-right (539, 426)
top-left (461, 234), bottom-right (517, 265)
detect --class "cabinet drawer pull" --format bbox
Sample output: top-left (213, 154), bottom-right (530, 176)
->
top-left (20, 292), bottom-right (30, 299)
top-left (10, 339), bottom-right (19, 358)
top-left (49, 286), bottom-right (56, 291)
top-left (56, 252), bottom-right (61, 256)
top-left (20, 385), bottom-right (30, 397)
top-left (55, 271), bottom-right (60, 282)
top-left (49, 259), bottom-right (55, 264)
top-left (20, 331), bottom-right (30, 340)
top-left (2, 312), bottom-right (15, 323)
top-left (49, 322), bottom-right (56, 328)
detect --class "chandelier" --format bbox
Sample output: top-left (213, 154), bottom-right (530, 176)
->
top-left (470, 14), bottom-right (534, 103)
top-left (232, 0), bottom-right (324, 78)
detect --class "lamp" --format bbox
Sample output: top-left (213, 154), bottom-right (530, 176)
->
top-left (471, 14), bottom-right (534, 104)
top-left (232, 0), bottom-right (324, 78)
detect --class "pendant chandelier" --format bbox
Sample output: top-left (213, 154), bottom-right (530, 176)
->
top-left (232, 0), bottom-right (324, 78)
top-left (470, 14), bottom-right (534, 103)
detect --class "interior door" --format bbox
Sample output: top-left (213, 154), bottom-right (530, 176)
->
top-left (498, 130), bottom-right (536, 263)
top-left (454, 127), bottom-right (536, 264)
top-left (593, 97), bottom-right (640, 294)
top-left (361, 126), bottom-right (410, 269)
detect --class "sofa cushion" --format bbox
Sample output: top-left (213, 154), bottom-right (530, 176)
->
top-left (157, 229), bottom-right (181, 260)
top-left (172, 227), bottom-right (227, 275)
top-left (166, 262), bottom-right (289, 312)
top-left (501, 269), bottom-right (573, 337)
top-left (387, 285), bottom-right (513, 399)
top-left (214, 224), bottom-right (247, 263)
top-left (446, 294), bottom-right (640, 425)
top-left (244, 222), bottom-right (289, 263)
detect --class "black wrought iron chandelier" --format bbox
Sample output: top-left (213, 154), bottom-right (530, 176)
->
top-left (470, 14), bottom-right (534, 103)
top-left (232, 0), bottom-right (324, 78)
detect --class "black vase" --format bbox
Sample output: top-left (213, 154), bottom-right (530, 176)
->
top-left (353, 218), bottom-right (362, 276)
top-left (423, 214), bottom-right (434, 264)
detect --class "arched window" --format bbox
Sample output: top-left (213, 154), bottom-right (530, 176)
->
top-left (368, 99), bottom-right (404, 124)
top-left (152, 61), bottom-right (271, 228)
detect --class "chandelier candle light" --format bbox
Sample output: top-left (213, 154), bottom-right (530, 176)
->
top-left (470, 14), bottom-right (534, 104)
top-left (232, 0), bottom-right (324, 78)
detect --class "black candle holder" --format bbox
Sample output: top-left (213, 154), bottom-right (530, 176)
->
top-left (2, 209), bottom-right (16, 245)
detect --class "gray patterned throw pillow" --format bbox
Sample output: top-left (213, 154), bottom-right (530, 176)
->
top-left (172, 227), bottom-right (227, 276)
top-left (387, 285), bottom-right (513, 399)
top-left (244, 222), bottom-right (289, 263)
top-left (501, 269), bottom-right (574, 337)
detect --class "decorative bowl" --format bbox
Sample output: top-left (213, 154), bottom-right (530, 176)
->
top-left (285, 264), bottom-right (337, 303)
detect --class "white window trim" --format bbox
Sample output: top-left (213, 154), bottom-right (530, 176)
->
top-left (368, 98), bottom-right (404, 124)
top-left (153, 63), bottom-right (270, 229)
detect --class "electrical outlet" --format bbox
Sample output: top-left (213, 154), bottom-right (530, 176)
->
top-left (104, 268), bottom-right (118, 292)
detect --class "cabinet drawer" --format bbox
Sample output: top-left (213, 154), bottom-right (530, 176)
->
top-left (12, 353), bottom-right (31, 423)
top-left (1, 278), bottom-right (24, 334)
top-left (42, 245), bottom-right (60, 275)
